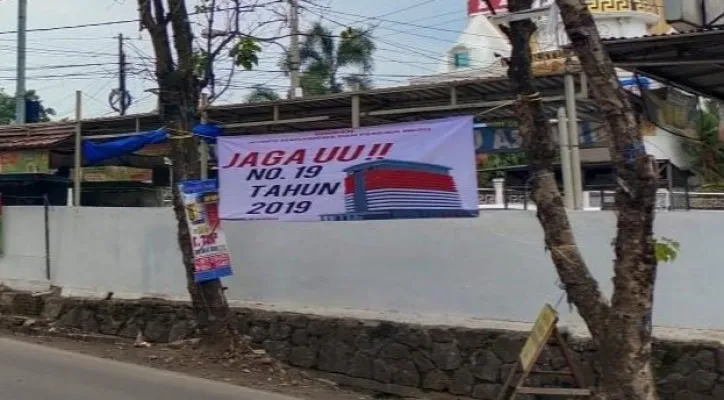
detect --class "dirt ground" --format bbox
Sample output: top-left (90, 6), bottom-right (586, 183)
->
top-left (0, 330), bottom-right (401, 400)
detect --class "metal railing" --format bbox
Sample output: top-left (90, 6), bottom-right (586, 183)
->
top-left (478, 185), bottom-right (724, 211)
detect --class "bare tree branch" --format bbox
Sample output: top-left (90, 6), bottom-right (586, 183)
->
top-left (138, 0), bottom-right (174, 77)
top-left (210, 60), bottom-right (236, 102)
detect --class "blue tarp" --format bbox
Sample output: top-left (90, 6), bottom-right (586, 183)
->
top-left (83, 129), bottom-right (169, 165)
top-left (82, 123), bottom-right (224, 165)
top-left (193, 123), bottom-right (223, 143)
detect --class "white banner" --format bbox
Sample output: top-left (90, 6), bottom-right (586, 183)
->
top-left (217, 117), bottom-right (479, 222)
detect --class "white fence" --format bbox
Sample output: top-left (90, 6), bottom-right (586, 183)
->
top-left (1, 206), bottom-right (724, 331)
top-left (479, 179), bottom-right (724, 211)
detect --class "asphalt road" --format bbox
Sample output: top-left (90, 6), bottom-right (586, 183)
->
top-left (0, 337), bottom-right (301, 400)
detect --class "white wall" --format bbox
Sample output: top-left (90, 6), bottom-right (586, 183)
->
top-left (1, 206), bottom-right (724, 331)
top-left (222, 211), bottom-right (724, 331)
top-left (0, 206), bottom-right (47, 289)
top-left (49, 207), bottom-right (186, 298)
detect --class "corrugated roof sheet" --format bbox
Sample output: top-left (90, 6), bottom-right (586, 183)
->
top-left (601, 27), bottom-right (724, 101)
top-left (0, 72), bottom-right (600, 139)
top-left (601, 26), bottom-right (724, 42)
top-left (0, 132), bottom-right (73, 151)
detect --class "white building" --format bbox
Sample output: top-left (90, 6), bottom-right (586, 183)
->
top-left (411, 0), bottom-right (673, 84)
top-left (410, 0), bottom-right (692, 172)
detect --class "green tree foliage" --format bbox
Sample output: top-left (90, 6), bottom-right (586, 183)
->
top-left (298, 23), bottom-right (375, 95)
top-left (249, 23), bottom-right (376, 100)
top-left (245, 84), bottom-right (281, 103)
top-left (0, 89), bottom-right (56, 124)
top-left (683, 99), bottom-right (724, 190)
top-left (477, 152), bottom-right (527, 186)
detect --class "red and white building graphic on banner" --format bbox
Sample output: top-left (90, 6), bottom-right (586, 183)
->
top-left (467, 0), bottom-right (507, 15)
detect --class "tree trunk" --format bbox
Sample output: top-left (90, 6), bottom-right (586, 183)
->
top-left (503, 0), bottom-right (609, 339)
top-left (504, 0), bottom-right (660, 398)
top-left (554, 1), bottom-right (659, 399)
top-left (138, 0), bottom-right (241, 353)
top-left (165, 108), bottom-right (238, 352)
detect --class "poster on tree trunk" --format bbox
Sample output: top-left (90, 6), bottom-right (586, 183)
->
top-left (217, 116), bottom-right (479, 222)
top-left (0, 194), bottom-right (4, 257)
top-left (178, 179), bottom-right (233, 283)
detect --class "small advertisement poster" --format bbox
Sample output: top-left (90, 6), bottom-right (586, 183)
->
top-left (0, 194), bottom-right (3, 257)
top-left (217, 116), bottom-right (479, 222)
top-left (178, 179), bottom-right (233, 282)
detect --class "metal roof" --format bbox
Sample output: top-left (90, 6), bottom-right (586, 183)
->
top-left (0, 72), bottom-right (600, 142)
top-left (0, 132), bottom-right (72, 151)
top-left (602, 27), bottom-right (724, 101)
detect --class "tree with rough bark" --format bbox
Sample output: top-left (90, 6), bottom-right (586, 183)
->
top-left (502, 0), bottom-right (660, 398)
top-left (136, 0), bottom-right (284, 351)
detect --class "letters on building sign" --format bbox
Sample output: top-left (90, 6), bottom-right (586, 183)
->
top-left (474, 121), bottom-right (597, 154)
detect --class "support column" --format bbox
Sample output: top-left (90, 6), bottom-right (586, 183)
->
top-left (351, 95), bottom-right (360, 128)
top-left (557, 108), bottom-right (574, 209)
top-left (565, 73), bottom-right (583, 210)
top-left (493, 178), bottom-right (505, 207)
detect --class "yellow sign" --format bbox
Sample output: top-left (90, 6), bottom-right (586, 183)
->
top-left (518, 304), bottom-right (558, 373)
top-left (0, 150), bottom-right (49, 174)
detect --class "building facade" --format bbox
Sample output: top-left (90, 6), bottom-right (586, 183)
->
top-left (410, 0), bottom-right (672, 84)
top-left (409, 0), bottom-right (693, 178)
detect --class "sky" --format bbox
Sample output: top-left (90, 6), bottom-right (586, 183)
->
top-left (0, 0), bottom-right (468, 121)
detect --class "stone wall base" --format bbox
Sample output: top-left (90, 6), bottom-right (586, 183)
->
top-left (2, 288), bottom-right (723, 399)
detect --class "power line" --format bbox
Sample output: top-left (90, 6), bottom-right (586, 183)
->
top-left (304, 7), bottom-right (514, 61)
top-left (0, 18), bottom-right (139, 36)
top-left (348, 0), bottom-right (440, 24)
top-left (310, 5), bottom-right (558, 50)
top-left (0, 44), bottom-right (118, 58)
top-left (0, 71), bottom-right (117, 81)
top-left (0, 3), bottom-right (300, 36)
top-left (0, 62), bottom-right (114, 72)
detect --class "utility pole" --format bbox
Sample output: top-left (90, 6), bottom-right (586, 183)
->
top-left (118, 33), bottom-right (128, 115)
top-left (288, 0), bottom-right (302, 99)
top-left (565, 73), bottom-right (583, 210)
top-left (73, 91), bottom-right (83, 207)
top-left (557, 107), bottom-right (574, 209)
top-left (199, 93), bottom-right (209, 179)
top-left (14, 0), bottom-right (27, 124)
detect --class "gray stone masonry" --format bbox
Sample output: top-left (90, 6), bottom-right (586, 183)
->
top-left (5, 291), bottom-right (724, 400)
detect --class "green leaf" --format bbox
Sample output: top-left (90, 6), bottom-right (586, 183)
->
top-left (229, 38), bottom-right (261, 71)
top-left (192, 49), bottom-right (210, 78)
top-left (654, 237), bottom-right (680, 263)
